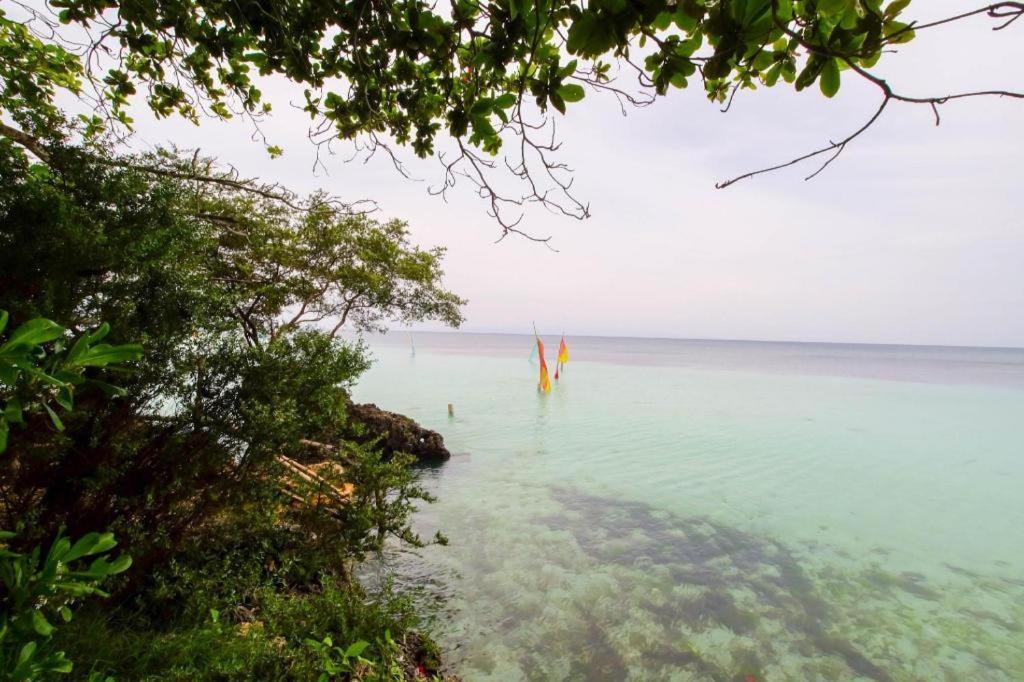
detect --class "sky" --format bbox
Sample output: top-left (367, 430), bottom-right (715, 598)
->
top-left (118, 1), bottom-right (1024, 347)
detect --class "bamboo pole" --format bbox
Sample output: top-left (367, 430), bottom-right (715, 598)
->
top-left (275, 454), bottom-right (351, 503)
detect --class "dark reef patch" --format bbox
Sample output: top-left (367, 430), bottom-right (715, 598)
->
top-left (401, 485), bottom-right (1022, 681)
top-left (535, 487), bottom-right (899, 680)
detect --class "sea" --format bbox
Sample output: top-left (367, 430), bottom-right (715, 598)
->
top-left (351, 332), bottom-right (1024, 681)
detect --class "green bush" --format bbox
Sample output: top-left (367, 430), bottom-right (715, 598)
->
top-left (58, 576), bottom-right (432, 681)
top-left (1, 136), bottom-right (462, 681)
top-left (0, 530), bottom-right (131, 680)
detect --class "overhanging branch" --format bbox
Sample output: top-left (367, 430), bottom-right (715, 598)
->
top-left (0, 123), bottom-right (376, 214)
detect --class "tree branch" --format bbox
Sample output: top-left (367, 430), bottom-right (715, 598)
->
top-left (0, 123), bottom-right (375, 214)
top-left (717, 2), bottom-right (1024, 189)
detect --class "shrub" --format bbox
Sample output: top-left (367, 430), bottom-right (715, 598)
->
top-left (0, 530), bottom-right (130, 680)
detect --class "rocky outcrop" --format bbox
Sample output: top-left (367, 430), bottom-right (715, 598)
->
top-left (347, 402), bottom-right (451, 463)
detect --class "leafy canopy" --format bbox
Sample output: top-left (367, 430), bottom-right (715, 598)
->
top-left (8, 0), bottom-right (917, 143)
top-left (5, 1), bottom-right (1022, 234)
top-left (0, 142), bottom-right (463, 559)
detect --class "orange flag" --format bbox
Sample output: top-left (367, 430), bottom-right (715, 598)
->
top-left (555, 336), bottom-right (569, 380)
top-left (537, 336), bottom-right (551, 393)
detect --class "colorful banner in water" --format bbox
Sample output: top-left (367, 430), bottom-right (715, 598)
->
top-left (555, 336), bottom-right (569, 380)
top-left (536, 336), bottom-right (551, 393)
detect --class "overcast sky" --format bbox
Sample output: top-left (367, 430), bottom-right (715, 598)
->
top-left (123, 1), bottom-right (1024, 348)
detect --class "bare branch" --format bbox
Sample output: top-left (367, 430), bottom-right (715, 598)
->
top-left (718, 2), bottom-right (1024, 188)
top-left (716, 97), bottom-right (889, 189)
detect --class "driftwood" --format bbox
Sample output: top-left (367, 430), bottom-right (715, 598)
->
top-left (299, 438), bottom-right (338, 453)
top-left (275, 453), bottom-right (352, 513)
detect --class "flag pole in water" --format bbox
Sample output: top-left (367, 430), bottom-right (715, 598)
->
top-left (555, 332), bottom-right (570, 380)
top-left (533, 323), bottom-right (551, 393)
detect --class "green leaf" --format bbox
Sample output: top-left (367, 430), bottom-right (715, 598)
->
top-left (493, 93), bottom-right (517, 109)
top-left (43, 403), bottom-right (64, 431)
top-left (345, 640), bottom-right (370, 658)
top-left (860, 51), bottom-right (882, 68)
top-left (4, 398), bottom-right (23, 424)
top-left (31, 610), bottom-right (55, 636)
top-left (817, 0), bottom-right (847, 19)
top-left (884, 0), bottom-right (912, 19)
top-left (65, 335), bottom-right (91, 366)
top-left (17, 640), bottom-right (37, 666)
top-left (77, 343), bottom-right (143, 367)
top-left (0, 311), bottom-right (7, 335)
top-left (52, 581), bottom-right (108, 598)
top-left (469, 98), bottom-right (494, 116)
top-left (87, 323), bottom-right (110, 344)
top-left (21, 366), bottom-right (65, 387)
top-left (0, 419), bottom-right (8, 454)
top-left (83, 380), bottom-right (127, 398)
top-left (763, 62), bottom-right (783, 87)
top-left (884, 20), bottom-right (915, 44)
top-left (557, 84), bottom-right (585, 103)
top-left (46, 536), bottom-right (72, 567)
top-left (820, 58), bottom-right (841, 98)
top-left (45, 654), bottom-right (73, 674)
top-left (56, 386), bottom-right (74, 411)
top-left (566, 13), bottom-right (597, 55)
top-left (0, 318), bottom-right (64, 352)
top-left (0, 365), bottom-right (19, 384)
top-left (64, 532), bottom-right (117, 563)
top-left (107, 553), bottom-right (132, 574)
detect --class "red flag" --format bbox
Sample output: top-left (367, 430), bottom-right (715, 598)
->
top-left (537, 337), bottom-right (551, 393)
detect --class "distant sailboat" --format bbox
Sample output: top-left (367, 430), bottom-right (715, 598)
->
top-left (409, 333), bottom-right (416, 357)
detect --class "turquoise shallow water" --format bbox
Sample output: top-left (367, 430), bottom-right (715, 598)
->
top-left (352, 333), bottom-right (1024, 681)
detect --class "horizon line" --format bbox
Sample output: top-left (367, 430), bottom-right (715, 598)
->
top-left (367, 327), bottom-right (1024, 352)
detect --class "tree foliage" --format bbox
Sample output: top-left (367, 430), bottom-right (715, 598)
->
top-left (3, 0), bottom-right (1022, 235)
top-left (0, 312), bottom-right (142, 454)
top-left (0, 141), bottom-right (463, 566)
top-left (0, 0), bottom-right (942, 138)
top-left (0, 7), bottom-right (471, 676)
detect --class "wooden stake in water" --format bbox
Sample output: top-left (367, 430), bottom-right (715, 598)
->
top-left (448, 403), bottom-right (454, 418)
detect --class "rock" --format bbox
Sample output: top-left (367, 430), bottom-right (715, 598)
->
top-left (347, 402), bottom-right (451, 463)
top-left (401, 630), bottom-right (460, 681)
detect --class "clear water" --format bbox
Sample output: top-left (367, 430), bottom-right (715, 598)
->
top-left (352, 333), bottom-right (1024, 681)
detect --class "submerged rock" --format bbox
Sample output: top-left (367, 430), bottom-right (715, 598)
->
top-left (347, 402), bottom-right (451, 463)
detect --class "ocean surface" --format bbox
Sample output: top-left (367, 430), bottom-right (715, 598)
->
top-left (351, 332), bottom-right (1024, 681)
